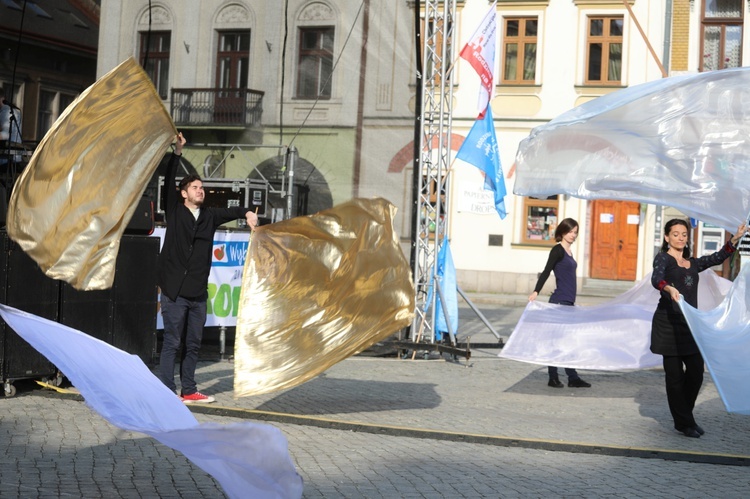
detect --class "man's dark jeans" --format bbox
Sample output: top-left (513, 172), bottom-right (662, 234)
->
top-left (158, 295), bottom-right (207, 396)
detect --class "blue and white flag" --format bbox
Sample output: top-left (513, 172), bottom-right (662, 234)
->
top-left (434, 240), bottom-right (459, 340)
top-left (455, 105), bottom-right (507, 219)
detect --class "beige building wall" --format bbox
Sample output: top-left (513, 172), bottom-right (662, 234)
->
top-left (450, 0), bottom-right (667, 294)
top-left (97, 0), bottom-right (681, 294)
top-left (97, 0), bottom-right (417, 235)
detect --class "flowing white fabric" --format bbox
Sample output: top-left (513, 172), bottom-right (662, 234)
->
top-left (0, 304), bottom-right (303, 499)
top-left (500, 270), bottom-right (731, 370)
top-left (679, 264), bottom-right (750, 415)
top-left (513, 67), bottom-right (750, 232)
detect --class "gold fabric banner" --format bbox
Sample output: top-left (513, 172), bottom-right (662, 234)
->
top-left (234, 198), bottom-right (415, 397)
top-left (7, 57), bottom-right (177, 290)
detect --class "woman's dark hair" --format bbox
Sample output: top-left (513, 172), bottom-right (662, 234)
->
top-left (554, 218), bottom-right (579, 242)
top-left (660, 218), bottom-right (691, 258)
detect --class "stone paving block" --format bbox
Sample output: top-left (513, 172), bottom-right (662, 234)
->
top-left (1, 302), bottom-right (749, 497)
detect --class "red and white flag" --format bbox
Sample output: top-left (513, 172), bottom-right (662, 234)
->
top-left (459, 1), bottom-right (497, 118)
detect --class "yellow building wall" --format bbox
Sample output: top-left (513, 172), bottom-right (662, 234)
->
top-left (671, 0), bottom-right (691, 72)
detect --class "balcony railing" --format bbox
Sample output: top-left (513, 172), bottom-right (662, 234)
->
top-left (170, 88), bottom-right (264, 127)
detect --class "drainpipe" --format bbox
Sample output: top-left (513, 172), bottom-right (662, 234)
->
top-left (352, 0), bottom-right (370, 198)
top-left (654, 0), bottom-right (673, 258)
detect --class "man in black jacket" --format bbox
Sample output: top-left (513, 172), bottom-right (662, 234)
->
top-left (158, 133), bottom-right (258, 403)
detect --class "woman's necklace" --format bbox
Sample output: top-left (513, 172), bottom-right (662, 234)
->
top-left (671, 252), bottom-right (689, 268)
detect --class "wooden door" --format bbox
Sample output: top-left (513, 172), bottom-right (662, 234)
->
top-left (590, 200), bottom-right (640, 280)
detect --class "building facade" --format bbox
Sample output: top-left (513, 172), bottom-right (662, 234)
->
top-left (95, 0), bottom-right (746, 295)
top-left (0, 0), bottom-right (99, 144)
top-left (97, 0), bottom-right (418, 230)
top-left (451, 0), bottom-right (669, 295)
top-left (451, 0), bottom-right (746, 295)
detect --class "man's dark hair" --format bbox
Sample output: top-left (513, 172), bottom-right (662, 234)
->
top-left (179, 174), bottom-right (202, 192)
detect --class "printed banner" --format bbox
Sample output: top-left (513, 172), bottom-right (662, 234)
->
top-left (457, 182), bottom-right (496, 214)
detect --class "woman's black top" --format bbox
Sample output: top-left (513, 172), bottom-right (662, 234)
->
top-left (533, 244), bottom-right (577, 304)
top-left (650, 241), bottom-right (736, 356)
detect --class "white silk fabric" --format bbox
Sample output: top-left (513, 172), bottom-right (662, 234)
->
top-left (0, 304), bottom-right (303, 499)
top-left (500, 270), bottom-right (731, 370)
top-left (513, 67), bottom-right (750, 232)
top-left (679, 264), bottom-right (750, 415)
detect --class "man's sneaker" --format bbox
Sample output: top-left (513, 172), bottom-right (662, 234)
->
top-left (181, 391), bottom-right (215, 404)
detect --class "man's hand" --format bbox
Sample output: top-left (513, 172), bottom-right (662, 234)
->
top-left (246, 210), bottom-right (258, 230)
top-left (174, 132), bottom-right (186, 155)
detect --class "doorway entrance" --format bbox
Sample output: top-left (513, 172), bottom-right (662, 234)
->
top-left (589, 200), bottom-right (640, 280)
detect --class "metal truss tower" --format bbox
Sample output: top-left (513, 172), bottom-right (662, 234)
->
top-left (409, 0), bottom-right (458, 346)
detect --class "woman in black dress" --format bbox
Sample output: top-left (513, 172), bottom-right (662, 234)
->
top-left (529, 218), bottom-right (591, 389)
top-left (651, 218), bottom-right (747, 438)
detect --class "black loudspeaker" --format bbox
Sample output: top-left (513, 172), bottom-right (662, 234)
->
top-left (2, 235), bottom-right (58, 381)
top-left (125, 196), bottom-right (155, 235)
top-left (58, 236), bottom-right (159, 366)
top-left (112, 235), bottom-right (159, 365)
top-left (59, 284), bottom-right (114, 344)
top-left (0, 232), bottom-right (7, 377)
top-left (0, 231), bottom-right (160, 385)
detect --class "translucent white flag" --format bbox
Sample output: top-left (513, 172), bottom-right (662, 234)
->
top-left (514, 68), bottom-right (750, 232)
top-left (680, 264), bottom-right (750, 415)
top-left (0, 304), bottom-right (303, 499)
top-left (500, 270), bottom-right (731, 370)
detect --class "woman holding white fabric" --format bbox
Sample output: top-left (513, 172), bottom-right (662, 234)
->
top-left (651, 218), bottom-right (747, 438)
top-left (529, 218), bottom-right (592, 389)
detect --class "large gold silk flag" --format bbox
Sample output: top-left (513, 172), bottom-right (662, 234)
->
top-left (6, 57), bottom-right (177, 290)
top-left (234, 198), bottom-right (415, 397)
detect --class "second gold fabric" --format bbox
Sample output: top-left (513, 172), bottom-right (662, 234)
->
top-left (234, 198), bottom-right (415, 397)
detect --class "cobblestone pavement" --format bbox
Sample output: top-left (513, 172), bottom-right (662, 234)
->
top-left (1, 299), bottom-right (749, 498)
